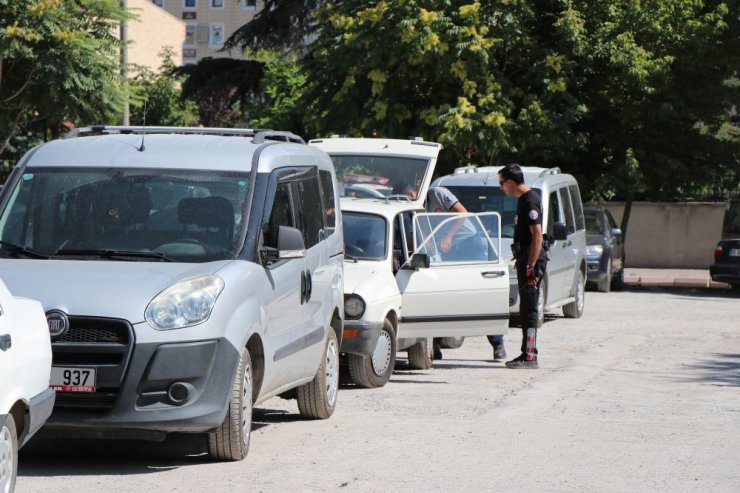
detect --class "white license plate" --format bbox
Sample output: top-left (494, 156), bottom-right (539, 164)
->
top-left (729, 248), bottom-right (740, 257)
top-left (50, 367), bottom-right (96, 393)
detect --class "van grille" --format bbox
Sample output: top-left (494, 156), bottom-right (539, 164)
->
top-left (51, 317), bottom-right (135, 414)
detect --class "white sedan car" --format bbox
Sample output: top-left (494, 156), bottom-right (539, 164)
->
top-left (0, 279), bottom-right (55, 493)
top-left (340, 198), bottom-right (510, 387)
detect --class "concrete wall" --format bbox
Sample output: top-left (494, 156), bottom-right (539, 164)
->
top-left (127, 0), bottom-right (186, 72)
top-left (603, 202), bottom-right (726, 269)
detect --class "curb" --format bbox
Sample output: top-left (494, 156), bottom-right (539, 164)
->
top-left (624, 277), bottom-right (730, 289)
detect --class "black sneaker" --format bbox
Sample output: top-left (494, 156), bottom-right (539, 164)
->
top-left (505, 354), bottom-right (538, 369)
top-left (493, 345), bottom-right (507, 361)
top-left (433, 342), bottom-right (443, 360)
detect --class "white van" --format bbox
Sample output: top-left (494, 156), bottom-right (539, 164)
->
top-left (0, 126), bottom-right (344, 461)
top-left (433, 166), bottom-right (587, 325)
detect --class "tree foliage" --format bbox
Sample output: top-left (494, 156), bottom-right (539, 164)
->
top-left (307, 0), bottom-right (739, 201)
top-left (0, 0), bottom-right (129, 155)
top-left (129, 48), bottom-right (199, 127)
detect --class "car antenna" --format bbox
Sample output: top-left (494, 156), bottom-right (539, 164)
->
top-left (138, 101), bottom-right (147, 152)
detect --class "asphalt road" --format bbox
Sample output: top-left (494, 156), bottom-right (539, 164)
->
top-left (18, 286), bottom-right (740, 492)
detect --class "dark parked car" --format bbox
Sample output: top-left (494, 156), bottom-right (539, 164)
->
top-left (710, 196), bottom-right (740, 290)
top-left (584, 206), bottom-right (625, 292)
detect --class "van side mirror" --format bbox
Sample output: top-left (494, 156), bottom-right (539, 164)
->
top-left (404, 253), bottom-right (430, 270)
top-left (277, 225), bottom-right (307, 259)
top-left (551, 222), bottom-right (568, 241)
top-left (611, 228), bottom-right (622, 237)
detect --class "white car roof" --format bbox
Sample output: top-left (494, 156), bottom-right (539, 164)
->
top-left (22, 128), bottom-right (332, 174)
top-left (434, 165), bottom-right (576, 188)
top-left (308, 137), bottom-right (442, 158)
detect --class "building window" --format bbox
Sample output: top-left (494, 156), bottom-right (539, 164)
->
top-left (211, 0), bottom-right (224, 7)
top-left (242, 0), bottom-right (257, 10)
top-left (184, 0), bottom-right (197, 9)
top-left (152, 0), bottom-right (164, 7)
top-left (185, 24), bottom-right (197, 45)
top-left (210, 23), bottom-right (225, 48)
top-left (183, 47), bottom-right (197, 58)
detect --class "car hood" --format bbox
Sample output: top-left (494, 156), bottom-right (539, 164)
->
top-left (0, 259), bottom-right (234, 323)
top-left (586, 233), bottom-right (606, 246)
top-left (343, 261), bottom-right (382, 294)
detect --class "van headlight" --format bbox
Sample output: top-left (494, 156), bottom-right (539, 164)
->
top-left (344, 294), bottom-right (366, 320)
top-left (146, 276), bottom-right (225, 330)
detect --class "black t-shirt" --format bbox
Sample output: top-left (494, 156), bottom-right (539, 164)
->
top-left (514, 189), bottom-right (546, 259)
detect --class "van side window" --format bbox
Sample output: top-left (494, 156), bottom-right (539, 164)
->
top-left (264, 182), bottom-right (294, 248)
top-left (559, 188), bottom-right (576, 234)
top-left (295, 176), bottom-right (324, 248)
top-left (319, 169), bottom-right (336, 235)
top-left (547, 191), bottom-right (561, 237)
top-left (568, 185), bottom-right (585, 231)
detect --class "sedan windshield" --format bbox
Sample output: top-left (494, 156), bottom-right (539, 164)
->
top-left (331, 155), bottom-right (429, 200)
top-left (342, 212), bottom-right (387, 260)
top-left (0, 167), bottom-right (250, 262)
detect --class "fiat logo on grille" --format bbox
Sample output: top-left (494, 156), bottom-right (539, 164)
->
top-left (46, 310), bottom-right (70, 340)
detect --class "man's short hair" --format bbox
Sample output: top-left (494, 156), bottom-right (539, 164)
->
top-left (498, 164), bottom-right (524, 185)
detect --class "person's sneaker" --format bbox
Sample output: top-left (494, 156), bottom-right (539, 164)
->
top-left (505, 354), bottom-right (539, 369)
top-left (493, 345), bottom-right (507, 361)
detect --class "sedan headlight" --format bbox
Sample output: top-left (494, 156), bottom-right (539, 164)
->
top-left (146, 276), bottom-right (225, 330)
top-left (586, 245), bottom-right (604, 258)
top-left (344, 294), bottom-right (366, 320)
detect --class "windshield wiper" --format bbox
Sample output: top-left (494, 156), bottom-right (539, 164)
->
top-left (55, 249), bottom-right (174, 262)
top-left (0, 240), bottom-right (50, 259)
top-left (344, 254), bottom-right (359, 263)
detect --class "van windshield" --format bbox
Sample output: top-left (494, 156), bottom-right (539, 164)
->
top-left (0, 167), bottom-right (250, 262)
top-left (723, 199), bottom-right (740, 238)
top-left (330, 155), bottom-right (429, 200)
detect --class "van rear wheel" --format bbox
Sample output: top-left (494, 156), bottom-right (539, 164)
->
top-left (297, 329), bottom-right (339, 419)
top-left (563, 271), bottom-right (585, 318)
top-left (0, 414), bottom-right (18, 493)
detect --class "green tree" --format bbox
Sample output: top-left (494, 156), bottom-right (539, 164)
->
top-left (129, 48), bottom-right (199, 127)
top-left (0, 0), bottom-right (129, 155)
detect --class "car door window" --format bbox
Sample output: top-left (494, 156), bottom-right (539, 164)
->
top-left (568, 185), bottom-right (585, 231)
top-left (605, 209), bottom-right (619, 230)
top-left (318, 170), bottom-right (336, 236)
top-left (294, 175), bottom-right (324, 249)
top-left (547, 191), bottom-right (561, 237)
top-left (413, 212), bottom-right (500, 264)
top-left (559, 188), bottom-right (576, 234)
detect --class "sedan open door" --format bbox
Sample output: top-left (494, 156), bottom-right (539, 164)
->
top-left (396, 212), bottom-right (510, 338)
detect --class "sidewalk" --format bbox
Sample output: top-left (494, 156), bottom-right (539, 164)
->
top-left (624, 268), bottom-right (730, 289)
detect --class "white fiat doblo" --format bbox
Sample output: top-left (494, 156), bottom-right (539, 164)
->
top-left (0, 126), bottom-right (344, 461)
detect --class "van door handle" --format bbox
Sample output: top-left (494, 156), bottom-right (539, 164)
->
top-left (562, 240), bottom-right (572, 248)
top-left (481, 271), bottom-right (505, 278)
top-left (0, 334), bottom-right (11, 351)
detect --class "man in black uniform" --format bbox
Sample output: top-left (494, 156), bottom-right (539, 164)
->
top-left (498, 164), bottom-right (547, 369)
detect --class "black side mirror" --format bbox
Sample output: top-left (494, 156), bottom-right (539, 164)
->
top-left (277, 225), bottom-right (307, 259)
top-left (551, 222), bottom-right (568, 241)
top-left (405, 253), bottom-right (430, 270)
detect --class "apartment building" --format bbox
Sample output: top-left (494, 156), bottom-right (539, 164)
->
top-left (151, 0), bottom-right (261, 63)
top-left (126, 0), bottom-right (186, 73)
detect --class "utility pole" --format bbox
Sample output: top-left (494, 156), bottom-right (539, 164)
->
top-left (121, 0), bottom-right (130, 125)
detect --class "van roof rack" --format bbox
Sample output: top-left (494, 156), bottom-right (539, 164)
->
top-left (64, 125), bottom-right (305, 144)
top-left (453, 165), bottom-right (479, 174)
top-left (538, 167), bottom-right (561, 177)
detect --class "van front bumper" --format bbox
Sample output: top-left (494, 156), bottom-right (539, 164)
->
top-left (47, 337), bottom-right (239, 435)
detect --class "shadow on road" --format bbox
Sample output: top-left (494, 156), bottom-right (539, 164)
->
top-left (679, 353), bottom-right (740, 387)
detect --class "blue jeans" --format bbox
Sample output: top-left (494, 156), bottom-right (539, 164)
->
top-left (487, 335), bottom-right (504, 348)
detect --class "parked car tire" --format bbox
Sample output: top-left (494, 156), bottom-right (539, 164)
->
top-left (348, 319), bottom-right (396, 388)
top-left (563, 271), bottom-right (585, 318)
top-left (438, 336), bottom-right (465, 349)
top-left (407, 338), bottom-right (433, 370)
top-left (208, 347), bottom-right (253, 461)
top-left (297, 329), bottom-right (339, 419)
top-left (597, 258), bottom-right (612, 293)
top-left (611, 259), bottom-right (625, 291)
top-left (0, 414), bottom-right (18, 493)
